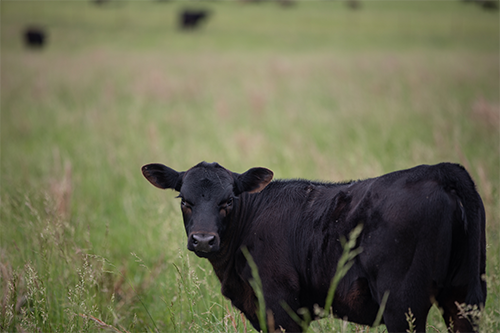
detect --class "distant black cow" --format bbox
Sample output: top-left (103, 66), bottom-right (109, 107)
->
top-left (179, 9), bottom-right (209, 30)
top-left (480, 0), bottom-right (499, 10)
top-left (23, 26), bottom-right (46, 48)
top-left (346, 0), bottom-right (361, 10)
top-left (463, 0), bottom-right (499, 10)
top-left (142, 162), bottom-right (486, 332)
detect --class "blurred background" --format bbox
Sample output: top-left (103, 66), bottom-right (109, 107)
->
top-left (1, 0), bottom-right (499, 332)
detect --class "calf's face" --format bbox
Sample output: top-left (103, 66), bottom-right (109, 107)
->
top-left (142, 162), bottom-right (273, 257)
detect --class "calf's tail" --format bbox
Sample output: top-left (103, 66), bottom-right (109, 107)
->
top-left (439, 163), bottom-right (486, 308)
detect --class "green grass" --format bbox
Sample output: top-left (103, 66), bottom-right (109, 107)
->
top-left (1, 0), bottom-right (499, 332)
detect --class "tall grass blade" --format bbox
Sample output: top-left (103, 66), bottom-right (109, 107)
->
top-left (373, 290), bottom-right (390, 327)
top-left (241, 246), bottom-right (267, 333)
top-left (322, 224), bottom-right (364, 318)
top-left (280, 301), bottom-right (311, 332)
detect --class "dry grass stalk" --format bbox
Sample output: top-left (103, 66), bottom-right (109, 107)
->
top-left (0, 262), bottom-right (15, 329)
top-left (471, 96), bottom-right (500, 131)
top-left (79, 314), bottom-right (131, 333)
top-left (476, 163), bottom-right (493, 204)
top-left (225, 304), bottom-right (238, 331)
top-left (49, 149), bottom-right (73, 219)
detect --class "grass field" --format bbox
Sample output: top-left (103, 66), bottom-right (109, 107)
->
top-left (1, 0), bottom-right (499, 332)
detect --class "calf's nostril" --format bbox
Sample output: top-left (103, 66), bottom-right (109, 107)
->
top-left (190, 233), bottom-right (219, 253)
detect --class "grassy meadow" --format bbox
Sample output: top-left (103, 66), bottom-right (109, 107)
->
top-left (1, 0), bottom-right (499, 332)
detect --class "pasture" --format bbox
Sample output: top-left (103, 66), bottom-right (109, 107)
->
top-left (1, 1), bottom-right (498, 332)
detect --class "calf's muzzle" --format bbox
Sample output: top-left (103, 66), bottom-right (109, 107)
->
top-left (188, 232), bottom-right (220, 254)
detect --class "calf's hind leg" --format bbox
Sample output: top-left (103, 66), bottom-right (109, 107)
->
top-left (437, 286), bottom-right (478, 333)
top-left (376, 273), bottom-right (433, 333)
top-left (382, 297), bottom-right (432, 333)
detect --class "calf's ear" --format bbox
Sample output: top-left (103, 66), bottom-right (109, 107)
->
top-left (142, 163), bottom-right (184, 191)
top-left (233, 167), bottom-right (273, 195)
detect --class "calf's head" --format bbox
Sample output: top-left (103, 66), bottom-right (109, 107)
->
top-left (142, 162), bottom-right (273, 257)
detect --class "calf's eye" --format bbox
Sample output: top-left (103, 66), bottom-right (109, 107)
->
top-left (179, 197), bottom-right (192, 208)
top-left (220, 198), bottom-right (233, 209)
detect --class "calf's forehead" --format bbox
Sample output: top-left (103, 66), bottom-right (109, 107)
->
top-left (181, 165), bottom-right (234, 198)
